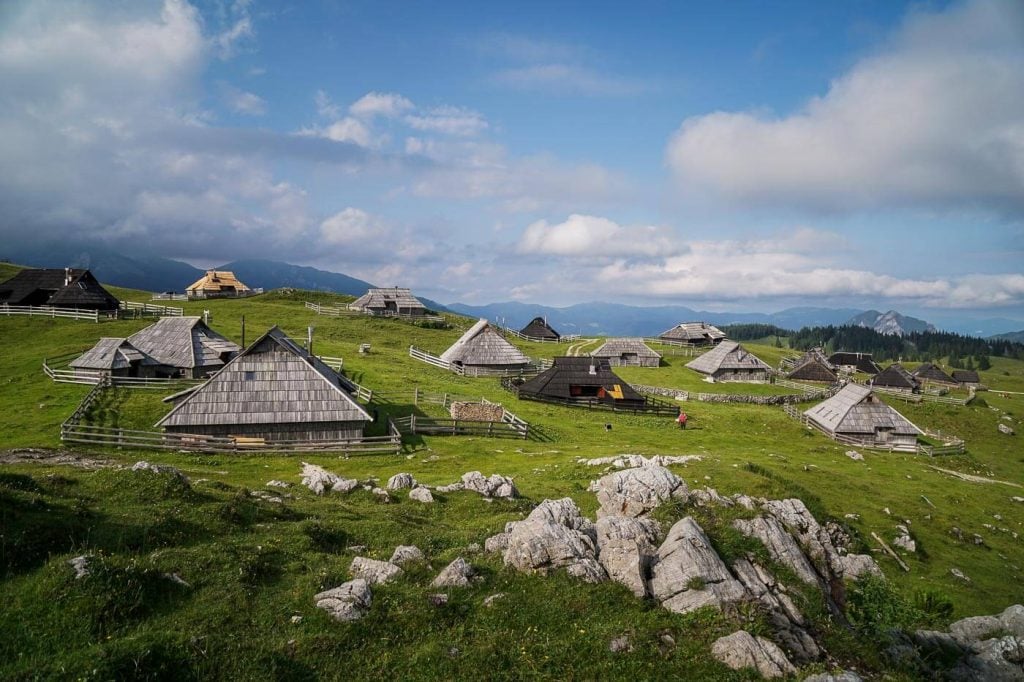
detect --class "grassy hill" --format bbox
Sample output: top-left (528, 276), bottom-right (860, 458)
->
top-left (1, 275), bottom-right (1023, 679)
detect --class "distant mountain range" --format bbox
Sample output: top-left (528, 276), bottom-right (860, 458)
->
top-left (990, 330), bottom-right (1024, 343)
top-left (846, 309), bottom-right (936, 336)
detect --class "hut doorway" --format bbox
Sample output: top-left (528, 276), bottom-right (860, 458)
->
top-left (875, 428), bottom-right (893, 445)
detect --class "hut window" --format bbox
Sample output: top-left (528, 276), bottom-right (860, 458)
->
top-left (244, 370), bottom-right (256, 381)
top-left (570, 385), bottom-right (601, 397)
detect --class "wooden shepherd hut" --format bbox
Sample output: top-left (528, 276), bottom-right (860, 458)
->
top-left (803, 383), bottom-right (922, 449)
top-left (786, 348), bottom-right (838, 383)
top-left (0, 268), bottom-right (119, 312)
top-left (349, 287), bottom-right (427, 317)
top-left (520, 317), bottom-right (560, 341)
top-left (871, 363), bottom-right (920, 393)
top-left (912, 362), bottom-right (957, 387)
top-left (952, 370), bottom-right (980, 387)
top-left (186, 270), bottom-right (251, 299)
top-left (659, 322), bottom-right (726, 346)
top-left (685, 340), bottom-right (771, 382)
top-left (127, 316), bottom-right (241, 378)
top-left (591, 338), bottom-right (661, 367)
top-left (68, 338), bottom-right (169, 379)
top-left (516, 357), bottom-right (646, 408)
top-left (157, 326), bottom-right (371, 442)
top-left (827, 352), bottom-right (882, 375)
top-left (440, 319), bottom-right (531, 370)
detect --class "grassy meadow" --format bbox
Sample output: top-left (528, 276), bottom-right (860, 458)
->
top-left (1, 275), bottom-right (1023, 679)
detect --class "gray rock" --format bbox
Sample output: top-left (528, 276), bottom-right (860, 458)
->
top-left (390, 545), bottom-right (424, 565)
top-left (689, 487), bottom-right (735, 507)
top-left (483, 593), bottom-right (506, 607)
top-left (595, 516), bottom-right (660, 598)
top-left (266, 480), bottom-right (291, 488)
top-left (386, 473), bottom-right (417, 490)
top-left (609, 635), bottom-right (633, 653)
top-left (371, 487), bottom-right (391, 502)
top-left (461, 471), bottom-right (518, 498)
top-left (300, 462), bottom-right (358, 495)
top-left (893, 525), bottom-right (916, 553)
top-left (710, 630), bottom-right (796, 679)
top-left (428, 593), bottom-right (449, 606)
top-left (952, 568), bottom-right (972, 583)
top-left (131, 460), bottom-right (189, 484)
top-left (436, 482), bottom-right (464, 493)
top-left (648, 517), bottom-right (747, 614)
top-left (761, 498), bottom-right (845, 582)
top-left (998, 423), bottom-right (1015, 435)
top-left (69, 555), bottom-right (91, 579)
top-left (503, 498), bottom-right (605, 583)
top-left (803, 672), bottom-right (864, 682)
top-left (314, 579), bottom-right (372, 622)
top-left (732, 558), bottom-right (819, 663)
top-left (951, 635), bottom-right (1024, 681)
top-left (1000, 605), bottom-right (1024, 637)
top-left (733, 515), bottom-right (821, 587)
top-left (595, 515), bottom-right (660, 548)
top-left (484, 532), bottom-right (510, 554)
top-left (594, 465), bottom-right (688, 518)
top-left (349, 557), bottom-right (403, 585)
top-left (409, 487), bottom-right (434, 503)
top-left (527, 497), bottom-right (596, 535)
top-left (841, 554), bottom-right (883, 580)
top-left (431, 557), bottom-right (474, 588)
top-left (845, 450), bottom-right (864, 461)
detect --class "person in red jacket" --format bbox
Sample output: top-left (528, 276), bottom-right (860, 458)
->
top-left (677, 411), bottom-right (688, 429)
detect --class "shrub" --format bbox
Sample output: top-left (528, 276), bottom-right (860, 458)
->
top-left (846, 574), bottom-right (923, 639)
top-left (302, 520), bottom-right (349, 553)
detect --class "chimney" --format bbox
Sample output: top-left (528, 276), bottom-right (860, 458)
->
top-left (64, 267), bottom-right (71, 286)
top-left (307, 325), bottom-right (314, 357)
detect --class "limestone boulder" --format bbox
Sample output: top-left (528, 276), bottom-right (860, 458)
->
top-left (710, 630), bottom-right (796, 679)
top-left (389, 545), bottom-right (424, 566)
top-left (461, 471), bottom-right (518, 498)
top-left (503, 498), bottom-right (605, 583)
top-left (484, 532), bottom-right (510, 554)
top-left (431, 557), bottom-right (475, 588)
top-left (648, 517), bottom-right (747, 614)
top-left (314, 579), bottom-right (372, 622)
top-left (594, 465), bottom-right (688, 518)
top-left (300, 462), bottom-right (358, 495)
top-left (409, 487), bottom-right (434, 503)
top-left (132, 460), bottom-right (189, 484)
top-left (386, 473), bottom-right (417, 490)
top-left (841, 554), bottom-right (883, 581)
top-left (733, 515), bottom-right (821, 587)
top-left (732, 558), bottom-right (820, 663)
top-left (349, 557), bottom-right (403, 585)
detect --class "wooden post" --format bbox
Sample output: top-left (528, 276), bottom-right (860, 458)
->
top-left (410, 414), bottom-right (416, 434)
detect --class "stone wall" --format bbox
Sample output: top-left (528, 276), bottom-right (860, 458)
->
top-left (634, 384), bottom-right (836, 405)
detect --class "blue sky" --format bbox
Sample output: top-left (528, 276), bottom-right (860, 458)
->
top-left (0, 0), bottom-right (1022, 324)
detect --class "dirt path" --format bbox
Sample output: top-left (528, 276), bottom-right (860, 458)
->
top-left (927, 465), bottom-right (1023, 489)
top-left (0, 448), bottom-right (116, 470)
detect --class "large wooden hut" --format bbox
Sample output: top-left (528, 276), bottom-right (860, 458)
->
top-left (591, 338), bottom-right (661, 367)
top-left (516, 357), bottom-right (646, 408)
top-left (787, 348), bottom-right (838, 383)
top-left (520, 317), bottom-right (560, 341)
top-left (440, 319), bottom-right (531, 371)
top-left (912, 362), bottom-right (957, 387)
top-left (127, 316), bottom-right (241, 378)
top-left (0, 268), bottom-right (119, 312)
top-left (871, 363), bottom-right (920, 393)
top-left (68, 338), bottom-right (169, 379)
top-left (659, 322), bottom-right (726, 346)
top-left (828, 352), bottom-right (882, 375)
top-left (952, 370), bottom-right (980, 387)
top-left (349, 287), bottom-right (427, 317)
top-left (685, 340), bottom-right (771, 382)
top-left (804, 383), bottom-right (922, 449)
top-left (186, 270), bottom-right (251, 299)
top-left (157, 326), bottom-right (371, 441)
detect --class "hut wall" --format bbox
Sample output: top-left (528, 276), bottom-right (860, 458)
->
top-left (165, 421), bottom-right (364, 442)
top-left (712, 369), bottom-right (769, 383)
top-left (605, 355), bottom-right (659, 368)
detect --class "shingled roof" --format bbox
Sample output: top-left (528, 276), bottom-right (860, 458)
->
top-left (591, 338), bottom-right (661, 362)
top-left (871, 363), bottom-right (919, 391)
top-left (350, 287), bottom-right (426, 313)
top-left (440, 319), bottom-right (531, 367)
top-left (69, 338), bottom-right (161, 371)
top-left (127, 317), bottom-right (240, 372)
top-left (186, 270), bottom-right (250, 295)
top-left (520, 317), bottom-right (560, 340)
top-left (517, 356), bottom-right (644, 404)
top-left (787, 349), bottom-right (838, 383)
top-left (157, 326), bottom-right (370, 430)
top-left (828, 352), bottom-right (882, 375)
top-left (0, 268), bottom-right (120, 311)
top-left (659, 321), bottom-right (726, 344)
top-left (686, 340), bottom-right (771, 374)
top-left (912, 362), bottom-right (957, 385)
top-left (804, 383), bottom-right (922, 436)
top-left (952, 370), bottom-right (980, 384)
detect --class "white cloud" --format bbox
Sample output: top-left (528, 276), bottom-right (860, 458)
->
top-left (320, 118), bottom-right (376, 147)
top-left (666, 0), bottom-right (1024, 213)
top-left (213, 0), bottom-right (254, 59)
top-left (350, 91), bottom-right (414, 119)
top-left (223, 85), bottom-right (266, 115)
top-left (518, 214), bottom-right (678, 258)
top-left (314, 90), bottom-right (341, 119)
top-left (404, 105), bottom-right (488, 137)
top-left (320, 207), bottom-right (382, 244)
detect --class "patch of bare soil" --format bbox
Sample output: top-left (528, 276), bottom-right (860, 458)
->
top-left (0, 448), bottom-right (116, 470)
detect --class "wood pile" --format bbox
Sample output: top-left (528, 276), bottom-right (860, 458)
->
top-left (450, 401), bottom-right (505, 422)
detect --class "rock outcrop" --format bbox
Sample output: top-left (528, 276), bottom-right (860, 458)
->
top-left (409, 487), bottom-right (434, 503)
top-left (595, 516), bottom-right (660, 598)
top-left (648, 517), bottom-right (746, 614)
top-left (502, 498), bottom-right (605, 583)
top-left (300, 462), bottom-right (358, 495)
top-left (901, 604), bottom-right (1024, 681)
top-left (461, 471), bottom-right (518, 498)
top-left (314, 579), bottom-right (372, 621)
top-left (711, 630), bottom-right (796, 678)
top-left (431, 557), bottom-right (475, 588)
top-left (593, 465), bottom-right (688, 518)
top-left (386, 473), bottom-right (417, 490)
top-left (349, 557), bottom-right (403, 585)
top-left (389, 545), bottom-right (424, 566)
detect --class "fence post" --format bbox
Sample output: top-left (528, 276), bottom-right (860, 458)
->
top-left (410, 414), bottom-right (416, 434)
top-left (414, 387), bottom-right (419, 405)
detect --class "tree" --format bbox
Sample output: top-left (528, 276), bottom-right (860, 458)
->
top-left (965, 356), bottom-right (975, 371)
top-left (977, 355), bottom-right (991, 371)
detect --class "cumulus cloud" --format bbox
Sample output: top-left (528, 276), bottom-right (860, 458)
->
top-left (666, 0), bottom-right (1024, 213)
top-left (404, 105), bottom-right (489, 137)
top-left (518, 214), bottom-right (679, 258)
top-left (350, 91), bottom-right (414, 119)
top-left (213, 0), bottom-right (254, 59)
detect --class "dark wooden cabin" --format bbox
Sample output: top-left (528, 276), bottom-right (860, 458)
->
top-left (516, 356), bottom-right (646, 407)
top-left (520, 317), bottom-right (560, 341)
top-left (827, 352), bottom-right (882, 375)
top-left (0, 268), bottom-right (119, 312)
top-left (871, 363), bottom-right (920, 392)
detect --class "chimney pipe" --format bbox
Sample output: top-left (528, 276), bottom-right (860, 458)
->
top-left (307, 325), bottom-right (314, 356)
top-left (64, 267), bottom-right (71, 287)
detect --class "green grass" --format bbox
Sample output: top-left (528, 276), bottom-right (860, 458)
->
top-left (1, 277), bottom-right (1023, 679)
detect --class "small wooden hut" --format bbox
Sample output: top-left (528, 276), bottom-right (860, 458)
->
top-left (520, 317), bottom-right (560, 341)
top-left (440, 319), bottom-right (531, 370)
top-left (871, 363), bottom-right (920, 392)
top-left (157, 326), bottom-right (371, 441)
top-left (186, 270), bottom-right (251, 299)
top-left (69, 338), bottom-right (169, 379)
top-left (787, 348), bottom-right (838, 383)
top-left (912, 362), bottom-right (957, 387)
top-left (349, 287), bottom-right (427, 316)
top-left (803, 383), bottom-right (922, 449)
top-left (516, 357), bottom-right (646, 408)
top-left (127, 316), bottom-right (241, 378)
top-left (0, 268), bottom-right (119, 312)
top-left (827, 352), bottom-right (882, 375)
top-left (685, 340), bottom-right (771, 382)
top-left (952, 370), bottom-right (980, 387)
top-left (591, 338), bottom-right (661, 367)
top-left (659, 321), bottom-right (726, 346)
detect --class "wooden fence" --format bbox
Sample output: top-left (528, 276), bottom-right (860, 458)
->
top-left (305, 301), bottom-right (445, 323)
top-left (642, 339), bottom-right (706, 356)
top-left (1, 304), bottom-right (101, 322)
top-left (782, 404), bottom-right (964, 456)
top-left (120, 301), bottom-right (184, 317)
top-left (499, 326), bottom-right (581, 343)
top-left (42, 355), bottom-right (202, 389)
top-left (502, 378), bottom-right (680, 416)
top-left (390, 414), bottom-right (528, 439)
top-left (855, 381), bottom-right (974, 406)
top-left (408, 346), bottom-right (542, 378)
top-left (151, 293), bottom-right (188, 301)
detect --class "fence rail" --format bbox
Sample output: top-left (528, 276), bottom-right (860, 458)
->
top-left (852, 379), bottom-right (974, 406)
top-left (1, 304), bottom-right (100, 322)
top-left (42, 356), bottom-right (202, 389)
top-left (503, 378), bottom-right (680, 416)
top-left (391, 414), bottom-right (527, 439)
top-left (120, 301), bottom-right (184, 317)
top-left (642, 339), bottom-right (707, 356)
top-left (151, 293), bottom-right (188, 301)
top-left (305, 301), bottom-right (445, 323)
top-left (499, 326), bottom-right (581, 343)
top-left (408, 346), bottom-right (542, 378)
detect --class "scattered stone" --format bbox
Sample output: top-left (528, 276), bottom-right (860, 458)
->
top-left (593, 465), bottom-right (688, 518)
top-left (841, 554), bottom-right (883, 580)
top-left (893, 525), bottom-right (917, 553)
top-left (972, 534), bottom-right (986, 546)
top-left (314, 579), bottom-right (372, 622)
top-left (290, 615), bottom-right (303, 624)
top-left (461, 471), bottom-right (518, 498)
top-left (1012, 497), bottom-right (1024, 504)
top-left (250, 490), bottom-right (284, 503)
top-left (163, 572), bottom-right (190, 588)
top-left (132, 460), bottom-right (189, 484)
top-left (435, 482), bottom-right (464, 493)
top-left (578, 454), bottom-right (702, 468)
top-left (951, 567), bottom-right (972, 583)
top-left (69, 555), bottom-right (91, 579)
top-left (649, 517), bottom-right (746, 614)
top-left (390, 545), bottom-right (424, 566)
top-left (349, 557), bottom-right (403, 585)
top-left (428, 593), bottom-right (449, 607)
top-left (466, 542), bottom-right (481, 554)
top-left (484, 532), bottom-right (510, 554)
top-left (386, 473), bottom-right (417, 490)
top-left (951, 527), bottom-right (965, 542)
top-left (371, 487), bottom-right (391, 503)
top-left (844, 513), bottom-right (861, 521)
top-left (998, 423), bottom-right (1015, 435)
top-left (711, 630), bottom-right (796, 679)
top-left (503, 498), bottom-right (605, 583)
top-left (300, 462), bottom-right (357, 495)
top-left (689, 487), bottom-right (735, 507)
top-left (609, 635), bottom-right (633, 653)
top-left (347, 545), bottom-right (367, 553)
top-left (266, 480), bottom-right (291, 489)
top-left (803, 672), bottom-right (863, 682)
top-left (845, 450), bottom-right (864, 461)
top-left (483, 593), bottom-right (506, 607)
top-left (409, 487), bottom-right (434, 503)
top-left (431, 557), bottom-right (474, 588)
